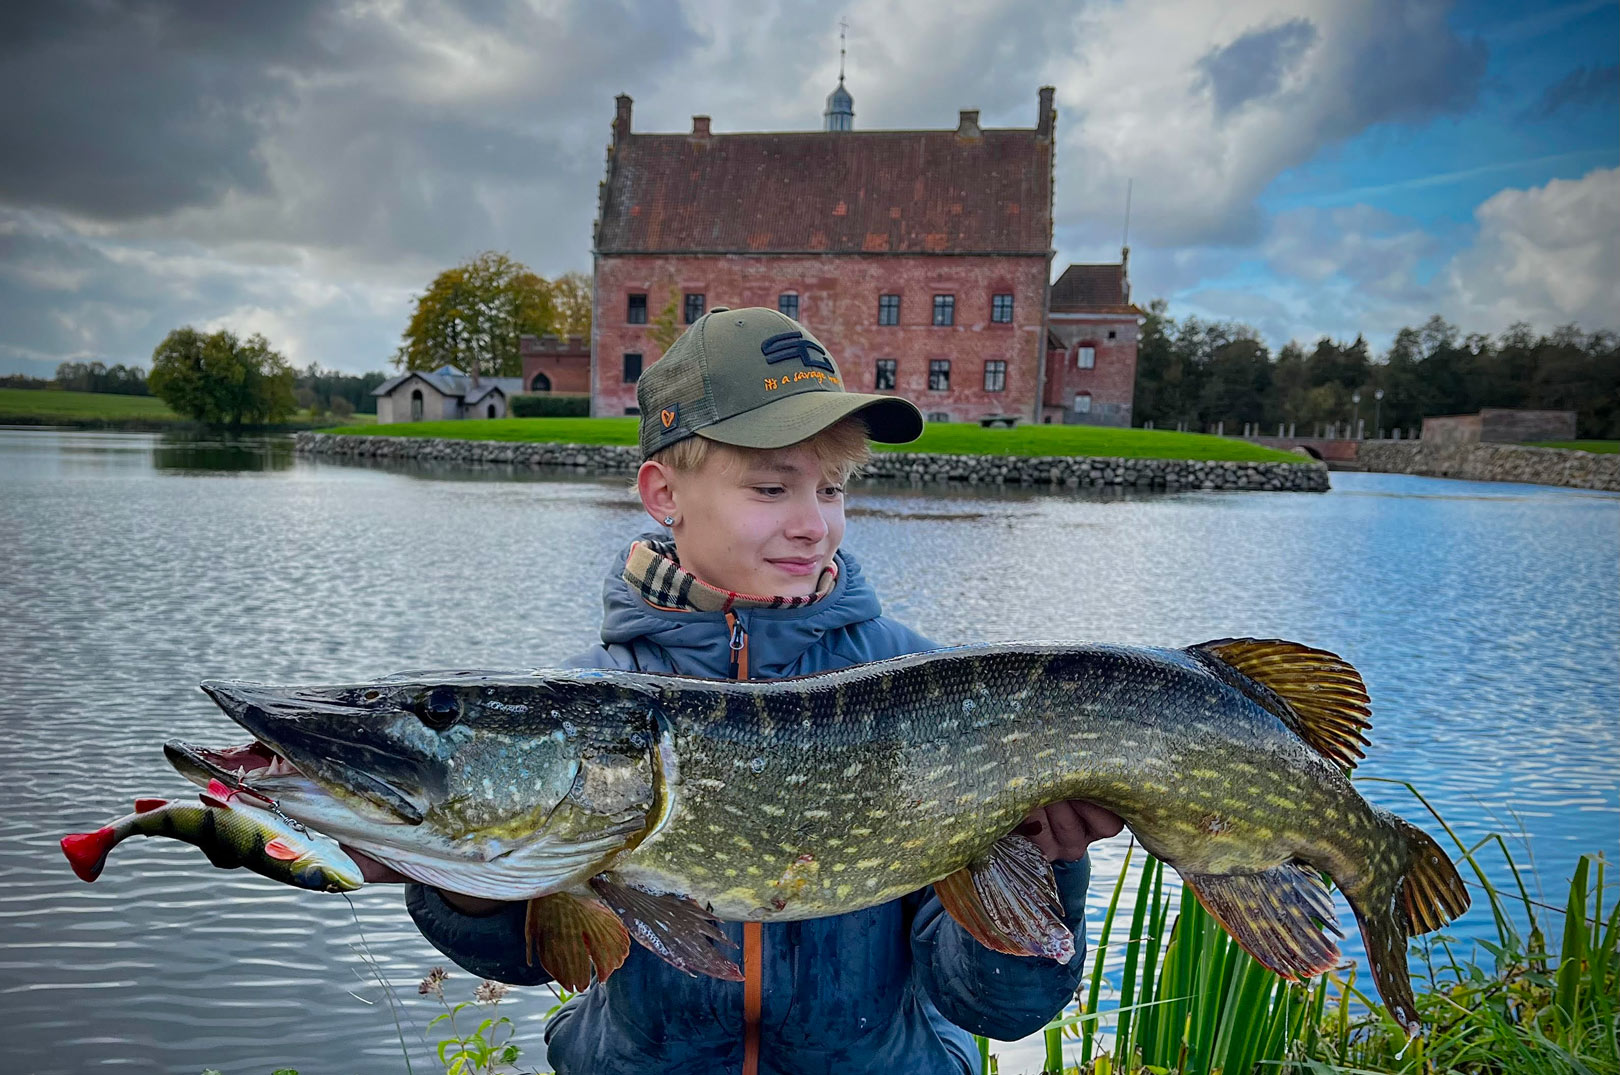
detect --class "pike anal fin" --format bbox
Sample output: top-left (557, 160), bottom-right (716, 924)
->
top-left (523, 891), bottom-right (631, 992)
top-left (1180, 862), bottom-right (1343, 981)
top-left (935, 834), bottom-right (1074, 963)
top-left (591, 875), bottom-right (742, 982)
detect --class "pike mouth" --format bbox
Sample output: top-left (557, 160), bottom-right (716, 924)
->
top-left (185, 679), bottom-right (430, 826)
top-left (164, 739), bottom-right (300, 790)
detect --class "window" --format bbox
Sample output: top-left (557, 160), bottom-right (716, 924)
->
top-left (929, 359), bottom-right (951, 391)
top-left (927, 411), bottom-right (951, 423)
top-left (623, 353), bottom-right (643, 383)
top-left (1077, 345), bottom-right (1096, 369)
top-left (624, 406), bottom-right (640, 416)
top-left (874, 359), bottom-right (897, 391)
top-left (991, 293), bottom-right (1014, 323)
top-left (683, 293), bottom-right (705, 324)
top-left (983, 360), bottom-right (1006, 392)
top-left (777, 292), bottom-right (799, 320)
top-left (529, 372), bottom-right (551, 392)
top-left (627, 293), bottom-right (647, 324)
top-left (1107, 329), bottom-right (1117, 340)
top-left (878, 294), bottom-right (900, 325)
top-left (932, 294), bottom-right (955, 326)
top-left (1073, 392), bottom-right (1092, 414)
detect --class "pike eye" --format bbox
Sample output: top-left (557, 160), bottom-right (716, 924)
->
top-left (413, 687), bottom-right (460, 731)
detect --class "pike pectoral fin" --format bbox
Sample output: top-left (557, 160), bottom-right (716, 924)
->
top-left (935, 834), bottom-right (1075, 963)
top-left (523, 891), bottom-right (631, 992)
top-left (1180, 862), bottom-right (1343, 981)
top-left (590, 875), bottom-right (742, 982)
top-left (1193, 638), bottom-right (1372, 771)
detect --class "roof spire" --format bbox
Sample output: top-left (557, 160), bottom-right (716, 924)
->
top-left (824, 18), bottom-right (854, 131)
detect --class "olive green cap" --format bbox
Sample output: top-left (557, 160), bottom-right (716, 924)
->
top-left (636, 306), bottom-right (924, 459)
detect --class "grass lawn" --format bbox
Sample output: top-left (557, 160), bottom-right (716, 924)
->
top-left (0, 387), bottom-right (182, 424)
top-left (322, 416), bottom-right (1309, 463)
top-left (1527, 440), bottom-right (1620, 453)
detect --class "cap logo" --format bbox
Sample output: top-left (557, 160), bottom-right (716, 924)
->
top-left (761, 331), bottom-right (835, 373)
top-left (660, 404), bottom-right (679, 430)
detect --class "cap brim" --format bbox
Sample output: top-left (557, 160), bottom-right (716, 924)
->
top-left (697, 390), bottom-right (924, 450)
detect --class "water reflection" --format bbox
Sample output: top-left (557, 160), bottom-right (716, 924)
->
top-left (151, 432), bottom-right (294, 472)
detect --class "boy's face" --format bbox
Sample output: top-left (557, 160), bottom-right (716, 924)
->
top-left (668, 441), bottom-right (847, 598)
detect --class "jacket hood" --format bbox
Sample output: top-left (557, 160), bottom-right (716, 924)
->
top-left (598, 533), bottom-right (885, 679)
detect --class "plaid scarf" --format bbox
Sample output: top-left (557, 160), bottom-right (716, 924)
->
top-left (622, 538), bottom-right (838, 613)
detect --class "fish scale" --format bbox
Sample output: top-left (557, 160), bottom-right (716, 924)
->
top-left (177, 638), bottom-right (1468, 1034)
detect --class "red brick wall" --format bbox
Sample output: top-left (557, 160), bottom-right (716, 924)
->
top-left (520, 354), bottom-right (590, 394)
top-left (593, 253), bottom-right (1050, 423)
top-left (1042, 314), bottom-right (1140, 426)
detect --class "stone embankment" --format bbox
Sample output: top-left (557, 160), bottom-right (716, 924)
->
top-left (1359, 442), bottom-right (1619, 492)
top-left (296, 432), bottom-right (1329, 492)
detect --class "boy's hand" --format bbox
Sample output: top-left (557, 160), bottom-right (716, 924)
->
top-left (1014, 801), bottom-right (1125, 862)
top-left (345, 847), bottom-right (507, 914)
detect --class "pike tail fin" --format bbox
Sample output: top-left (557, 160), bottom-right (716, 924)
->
top-left (1345, 815), bottom-right (1471, 1036)
top-left (61, 827), bottom-right (119, 882)
top-left (1180, 862), bottom-right (1343, 981)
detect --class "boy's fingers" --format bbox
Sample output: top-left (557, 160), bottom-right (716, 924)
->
top-left (1042, 801), bottom-right (1091, 857)
top-left (1072, 801), bottom-right (1126, 839)
top-left (344, 847), bottom-right (408, 884)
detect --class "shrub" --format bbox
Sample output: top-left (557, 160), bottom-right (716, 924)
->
top-left (511, 394), bottom-right (590, 418)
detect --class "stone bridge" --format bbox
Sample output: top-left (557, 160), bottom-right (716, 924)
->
top-left (1247, 436), bottom-right (1362, 465)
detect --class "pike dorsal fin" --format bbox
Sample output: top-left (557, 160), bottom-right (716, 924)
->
top-left (1193, 638), bottom-right (1372, 771)
top-left (933, 834), bottom-right (1074, 963)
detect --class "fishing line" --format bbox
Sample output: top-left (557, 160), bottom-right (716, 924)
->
top-left (343, 891), bottom-right (417, 1075)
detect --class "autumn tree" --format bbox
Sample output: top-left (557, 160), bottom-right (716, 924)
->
top-left (550, 270), bottom-right (593, 338)
top-left (148, 327), bottom-right (297, 427)
top-left (395, 252), bottom-right (560, 379)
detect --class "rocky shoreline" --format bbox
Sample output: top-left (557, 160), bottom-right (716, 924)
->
top-left (294, 432), bottom-right (1330, 492)
top-left (1358, 441), bottom-right (1619, 492)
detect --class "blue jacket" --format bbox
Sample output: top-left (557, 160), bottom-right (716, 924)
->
top-left (406, 538), bottom-right (1091, 1074)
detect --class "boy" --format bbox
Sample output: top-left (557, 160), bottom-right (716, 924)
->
top-left (360, 307), bottom-right (1123, 1074)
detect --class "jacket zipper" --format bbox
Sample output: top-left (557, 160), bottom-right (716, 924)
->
top-left (726, 610), bottom-right (760, 1075)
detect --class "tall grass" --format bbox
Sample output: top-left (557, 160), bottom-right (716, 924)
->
top-left (973, 806), bottom-right (1617, 1074)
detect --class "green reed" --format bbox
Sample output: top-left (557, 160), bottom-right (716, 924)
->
top-left (973, 788), bottom-right (1617, 1074)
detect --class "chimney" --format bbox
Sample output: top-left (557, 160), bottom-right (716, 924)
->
top-left (1037, 86), bottom-right (1055, 138)
top-left (956, 109), bottom-right (981, 138)
top-left (614, 94), bottom-right (633, 142)
top-left (692, 115), bottom-right (711, 137)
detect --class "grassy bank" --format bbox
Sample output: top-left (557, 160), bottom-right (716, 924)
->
top-left (0, 388), bottom-right (375, 431)
top-left (0, 386), bottom-right (183, 428)
top-left (321, 417), bottom-right (1309, 464)
top-left (1528, 440), bottom-right (1620, 453)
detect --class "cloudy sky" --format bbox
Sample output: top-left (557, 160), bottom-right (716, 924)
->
top-left (1, 0), bottom-right (1615, 376)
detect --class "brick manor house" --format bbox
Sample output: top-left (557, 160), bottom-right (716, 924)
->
top-left (588, 83), bottom-right (1139, 426)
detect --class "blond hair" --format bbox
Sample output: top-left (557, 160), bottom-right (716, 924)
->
top-left (651, 416), bottom-right (872, 485)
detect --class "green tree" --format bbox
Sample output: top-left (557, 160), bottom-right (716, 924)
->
top-left (395, 251), bottom-right (558, 379)
top-left (148, 327), bottom-right (297, 427)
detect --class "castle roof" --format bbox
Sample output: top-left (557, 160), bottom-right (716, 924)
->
top-left (595, 96), bottom-right (1054, 257)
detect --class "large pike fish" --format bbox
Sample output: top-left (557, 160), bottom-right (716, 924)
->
top-left (168, 639), bottom-right (1467, 1033)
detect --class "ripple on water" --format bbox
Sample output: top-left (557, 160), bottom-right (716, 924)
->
top-left (2, 433), bottom-right (1615, 1074)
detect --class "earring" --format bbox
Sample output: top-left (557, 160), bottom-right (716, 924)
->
top-left (663, 516), bottom-right (675, 526)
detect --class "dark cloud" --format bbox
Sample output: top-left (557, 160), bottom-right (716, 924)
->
top-left (1324, 1), bottom-right (1486, 133)
top-left (1525, 63), bottom-right (1620, 120)
top-left (1197, 19), bottom-right (1319, 117)
top-left (0, 0), bottom-right (336, 220)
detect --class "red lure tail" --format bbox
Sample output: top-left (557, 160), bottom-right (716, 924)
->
top-left (61, 828), bottom-right (117, 882)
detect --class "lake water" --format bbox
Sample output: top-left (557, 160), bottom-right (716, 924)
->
top-left (2, 427), bottom-right (1616, 1075)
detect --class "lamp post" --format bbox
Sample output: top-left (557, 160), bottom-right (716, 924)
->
top-left (1374, 388), bottom-right (1384, 438)
top-left (1351, 390), bottom-right (1361, 439)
